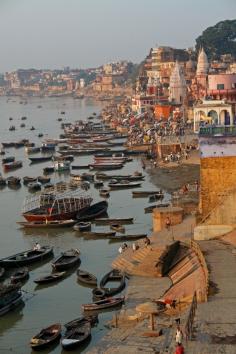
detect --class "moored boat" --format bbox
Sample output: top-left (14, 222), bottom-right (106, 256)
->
top-left (0, 284), bottom-right (23, 316)
top-left (95, 172), bottom-right (145, 181)
top-left (23, 176), bottom-right (37, 185)
top-left (0, 246), bottom-right (53, 268)
top-left (76, 231), bottom-right (116, 238)
top-left (108, 180), bottom-right (142, 189)
top-left (77, 269), bottom-right (97, 287)
top-left (51, 249), bottom-right (80, 271)
top-left (28, 182), bottom-right (41, 192)
top-left (99, 188), bottom-right (110, 198)
top-left (110, 224), bottom-right (125, 233)
top-left (3, 161), bottom-right (22, 171)
top-left (94, 217), bottom-right (133, 225)
top-left (29, 155), bottom-right (53, 164)
top-left (76, 201), bottom-right (108, 222)
top-left (82, 296), bottom-right (124, 311)
top-left (100, 269), bottom-right (125, 296)
top-left (30, 323), bottom-right (61, 350)
top-left (34, 272), bottom-right (65, 284)
top-left (144, 203), bottom-right (170, 213)
top-left (37, 176), bottom-right (51, 184)
top-left (10, 267), bottom-right (29, 284)
top-left (7, 176), bottom-right (21, 186)
top-left (61, 321), bottom-right (91, 350)
top-left (17, 219), bottom-right (76, 228)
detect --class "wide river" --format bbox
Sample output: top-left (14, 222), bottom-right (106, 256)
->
top-left (0, 96), bottom-right (169, 353)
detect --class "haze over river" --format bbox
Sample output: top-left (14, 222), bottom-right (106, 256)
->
top-left (0, 96), bottom-right (169, 353)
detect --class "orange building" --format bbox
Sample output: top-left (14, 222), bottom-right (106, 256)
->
top-left (154, 104), bottom-right (172, 119)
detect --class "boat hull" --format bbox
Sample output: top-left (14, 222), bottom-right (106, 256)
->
top-left (23, 211), bottom-right (78, 222)
top-left (0, 293), bottom-right (23, 316)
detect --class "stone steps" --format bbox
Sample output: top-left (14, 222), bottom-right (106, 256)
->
top-left (170, 253), bottom-right (199, 285)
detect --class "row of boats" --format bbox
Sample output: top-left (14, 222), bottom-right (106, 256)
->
top-left (0, 244), bottom-right (125, 351)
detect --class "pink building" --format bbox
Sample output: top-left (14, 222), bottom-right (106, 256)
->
top-left (208, 74), bottom-right (236, 101)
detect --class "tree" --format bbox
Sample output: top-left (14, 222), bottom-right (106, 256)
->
top-left (195, 19), bottom-right (236, 59)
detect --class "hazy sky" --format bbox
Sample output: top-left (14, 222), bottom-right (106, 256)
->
top-left (0, 0), bottom-right (235, 72)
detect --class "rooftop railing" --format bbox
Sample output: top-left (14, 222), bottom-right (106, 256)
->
top-left (199, 125), bottom-right (236, 137)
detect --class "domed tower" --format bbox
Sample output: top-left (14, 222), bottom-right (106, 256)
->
top-left (169, 61), bottom-right (186, 104)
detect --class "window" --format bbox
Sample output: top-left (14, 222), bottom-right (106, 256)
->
top-left (217, 84), bottom-right (224, 90)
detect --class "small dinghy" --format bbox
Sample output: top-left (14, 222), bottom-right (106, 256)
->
top-left (77, 231), bottom-right (116, 238)
top-left (100, 269), bottom-right (125, 296)
top-left (34, 272), bottom-right (65, 284)
top-left (77, 269), bottom-right (97, 287)
top-left (23, 176), bottom-right (37, 185)
top-left (82, 296), bottom-right (124, 311)
top-left (10, 267), bottom-right (29, 284)
top-left (30, 323), bottom-right (61, 350)
top-left (76, 201), bottom-right (108, 222)
top-left (99, 188), bottom-right (110, 198)
top-left (94, 217), bottom-right (133, 225)
top-left (74, 222), bottom-right (91, 232)
top-left (61, 321), bottom-right (91, 350)
top-left (65, 315), bottom-right (98, 330)
top-left (51, 249), bottom-right (80, 271)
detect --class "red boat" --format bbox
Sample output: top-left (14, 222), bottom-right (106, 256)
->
top-left (22, 188), bottom-right (92, 222)
top-left (3, 161), bottom-right (22, 172)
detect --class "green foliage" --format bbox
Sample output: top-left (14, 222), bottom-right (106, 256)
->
top-left (196, 20), bottom-right (236, 59)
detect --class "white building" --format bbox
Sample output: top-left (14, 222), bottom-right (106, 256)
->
top-left (169, 61), bottom-right (186, 104)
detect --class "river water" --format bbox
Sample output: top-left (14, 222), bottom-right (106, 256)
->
top-left (0, 96), bottom-right (169, 353)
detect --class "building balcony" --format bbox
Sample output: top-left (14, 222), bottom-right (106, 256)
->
top-left (199, 125), bottom-right (236, 137)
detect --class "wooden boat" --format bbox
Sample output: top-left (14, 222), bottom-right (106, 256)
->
top-left (0, 284), bottom-right (23, 316)
top-left (78, 231), bottom-right (116, 238)
top-left (144, 203), bottom-right (170, 213)
top-left (17, 219), bottom-right (76, 228)
top-left (7, 176), bottom-right (21, 186)
top-left (2, 156), bottom-right (15, 164)
top-left (29, 155), bottom-right (53, 164)
top-left (30, 323), bottom-right (61, 350)
top-left (34, 272), bottom-right (65, 284)
top-left (149, 193), bottom-right (164, 202)
top-left (110, 224), bottom-right (125, 233)
top-left (51, 249), bottom-right (80, 271)
top-left (77, 269), bottom-right (97, 287)
top-left (74, 222), bottom-right (91, 231)
top-left (132, 191), bottom-right (164, 198)
top-left (54, 160), bottom-right (71, 172)
top-left (100, 269), bottom-right (125, 296)
top-left (76, 201), bottom-right (108, 222)
top-left (37, 176), bottom-right (50, 184)
top-left (10, 267), bottom-right (29, 284)
top-left (0, 246), bottom-right (53, 268)
top-left (23, 176), bottom-right (37, 185)
top-left (28, 182), bottom-right (42, 192)
top-left (89, 163), bottom-right (124, 170)
top-left (82, 296), bottom-right (124, 311)
top-left (22, 189), bottom-right (92, 222)
top-left (1, 142), bottom-right (15, 148)
top-left (108, 181), bottom-right (142, 189)
top-left (3, 161), bottom-right (22, 171)
top-left (94, 217), bottom-right (133, 225)
top-left (109, 234), bottom-right (147, 242)
top-left (65, 315), bottom-right (98, 330)
top-left (96, 173), bottom-right (145, 181)
top-left (99, 189), bottom-right (110, 198)
top-left (0, 267), bottom-right (5, 279)
top-left (61, 321), bottom-right (91, 350)
top-left (71, 165), bottom-right (90, 170)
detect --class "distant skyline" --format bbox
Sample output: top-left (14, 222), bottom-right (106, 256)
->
top-left (0, 0), bottom-right (235, 72)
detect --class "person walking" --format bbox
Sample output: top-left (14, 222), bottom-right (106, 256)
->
top-left (175, 326), bottom-right (183, 345)
top-left (165, 216), bottom-right (171, 230)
